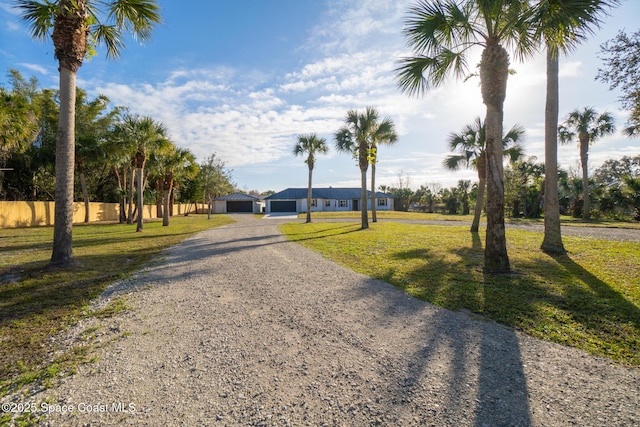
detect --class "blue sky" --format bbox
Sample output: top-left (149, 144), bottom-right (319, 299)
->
top-left (1, 0), bottom-right (639, 193)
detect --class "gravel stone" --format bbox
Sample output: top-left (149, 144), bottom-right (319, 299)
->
top-left (24, 214), bottom-right (640, 426)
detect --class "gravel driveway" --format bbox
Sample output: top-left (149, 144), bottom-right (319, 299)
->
top-left (34, 214), bottom-right (639, 426)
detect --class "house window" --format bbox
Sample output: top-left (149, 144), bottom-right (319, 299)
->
top-left (311, 199), bottom-right (318, 207)
top-left (377, 198), bottom-right (387, 207)
top-left (324, 199), bottom-right (331, 207)
top-left (338, 200), bottom-right (348, 207)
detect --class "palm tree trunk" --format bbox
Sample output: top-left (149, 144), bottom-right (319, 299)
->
top-left (50, 66), bottom-right (76, 266)
top-left (542, 49), bottom-right (565, 254)
top-left (306, 165), bottom-right (313, 223)
top-left (371, 162), bottom-right (377, 222)
top-left (112, 165), bottom-right (126, 223)
top-left (359, 145), bottom-right (369, 229)
top-left (480, 40), bottom-right (510, 274)
top-left (163, 180), bottom-right (172, 226)
top-left (136, 167), bottom-right (144, 232)
top-left (472, 156), bottom-right (486, 233)
top-left (580, 134), bottom-right (590, 220)
top-left (127, 165), bottom-right (134, 224)
top-left (79, 170), bottom-right (90, 223)
top-left (155, 179), bottom-right (163, 218)
top-left (360, 168), bottom-right (368, 229)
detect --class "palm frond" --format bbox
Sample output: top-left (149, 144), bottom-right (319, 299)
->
top-left (92, 24), bottom-right (125, 59)
top-left (107, 0), bottom-right (162, 42)
top-left (532, 0), bottom-right (621, 55)
top-left (502, 123), bottom-right (525, 146)
top-left (334, 128), bottom-right (356, 153)
top-left (293, 133), bottom-right (328, 156)
top-left (557, 124), bottom-right (576, 144)
top-left (374, 118), bottom-right (398, 146)
top-left (396, 48), bottom-right (468, 96)
top-left (15, 0), bottom-right (57, 41)
top-left (443, 154), bottom-right (467, 171)
top-left (493, 0), bottom-right (539, 61)
top-left (398, 0), bottom-right (478, 96)
top-left (623, 124), bottom-right (640, 137)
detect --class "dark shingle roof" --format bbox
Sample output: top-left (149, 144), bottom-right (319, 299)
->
top-left (265, 188), bottom-right (391, 200)
top-left (213, 192), bottom-right (259, 201)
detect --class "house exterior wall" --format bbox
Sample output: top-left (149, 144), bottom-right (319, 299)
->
top-left (294, 197), bottom-right (394, 213)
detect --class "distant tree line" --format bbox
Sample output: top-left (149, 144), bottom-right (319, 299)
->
top-left (383, 154), bottom-right (640, 222)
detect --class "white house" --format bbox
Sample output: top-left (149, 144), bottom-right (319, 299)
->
top-left (264, 188), bottom-right (394, 213)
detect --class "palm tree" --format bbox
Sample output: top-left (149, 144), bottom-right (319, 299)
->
top-left (444, 117), bottom-right (525, 232)
top-left (16, 0), bottom-right (161, 266)
top-left (74, 90), bottom-right (112, 223)
top-left (104, 109), bottom-right (132, 223)
top-left (396, 0), bottom-right (536, 273)
top-left (335, 107), bottom-right (390, 229)
top-left (1, 82), bottom-right (39, 201)
top-left (154, 146), bottom-right (197, 226)
top-left (293, 133), bottom-right (328, 223)
top-left (0, 70), bottom-right (39, 162)
top-left (531, 0), bottom-right (619, 254)
top-left (368, 114), bottom-right (398, 222)
top-left (558, 107), bottom-right (615, 220)
top-left (133, 116), bottom-right (168, 232)
top-left (113, 114), bottom-right (168, 231)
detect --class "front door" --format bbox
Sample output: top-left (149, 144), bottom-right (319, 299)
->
top-left (352, 199), bottom-right (359, 211)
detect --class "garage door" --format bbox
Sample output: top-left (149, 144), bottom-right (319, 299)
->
top-left (227, 201), bottom-right (253, 213)
top-left (270, 201), bottom-right (297, 213)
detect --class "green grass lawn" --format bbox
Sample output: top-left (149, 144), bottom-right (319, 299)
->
top-left (0, 215), bottom-right (234, 396)
top-left (280, 221), bottom-right (640, 365)
top-left (303, 210), bottom-right (640, 229)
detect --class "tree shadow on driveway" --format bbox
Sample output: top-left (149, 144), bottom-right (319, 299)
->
top-left (335, 234), bottom-right (531, 425)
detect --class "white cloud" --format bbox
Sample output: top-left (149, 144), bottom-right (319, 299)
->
top-left (0, 2), bottom-right (18, 15)
top-left (311, 0), bottom-right (405, 54)
top-left (5, 20), bottom-right (19, 31)
top-left (559, 60), bottom-right (582, 78)
top-left (16, 62), bottom-right (49, 75)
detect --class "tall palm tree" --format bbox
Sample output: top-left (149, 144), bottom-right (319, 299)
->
top-left (153, 146), bottom-right (197, 226)
top-left (16, 0), bottom-right (161, 266)
top-left (335, 107), bottom-right (390, 229)
top-left (74, 90), bottom-right (112, 223)
top-left (133, 116), bottom-right (168, 232)
top-left (368, 114), bottom-right (398, 222)
top-left (293, 133), bottom-right (328, 223)
top-left (114, 114), bottom-right (168, 231)
top-left (531, 0), bottom-right (619, 254)
top-left (396, 0), bottom-right (536, 273)
top-left (103, 108), bottom-right (131, 223)
top-left (444, 117), bottom-right (525, 232)
top-left (558, 107), bottom-right (615, 220)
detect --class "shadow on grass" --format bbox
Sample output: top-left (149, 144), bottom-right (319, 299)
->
top-left (385, 233), bottom-right (485, 312)
top-left (506, 253), bottom-right (640, 362)
top-left (282, 223), bottom-right (360, 241)
top-left (382, 229), bottom-right (639, 365)
top-left (0, 248), bottom-right (159, 380)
